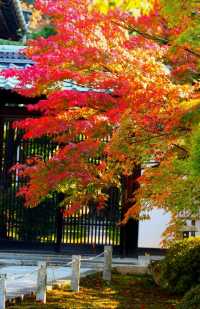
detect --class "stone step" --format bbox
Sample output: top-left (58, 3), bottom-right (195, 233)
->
top-left (0, 258), bottom-right (139, 268)
top-left (0, 252), bottom-right (163, 267)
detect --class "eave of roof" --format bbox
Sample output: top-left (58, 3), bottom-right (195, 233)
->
top-left (0, 45), bottom-right (32, 90)
top-left (0, 45), bottom-right (112, 94)
top-left (0, 0), bottom-right (27, 41)
top-left (0, 45), bottom-right (33, 65)
top-left (12, 0), bottom-right (28, 35)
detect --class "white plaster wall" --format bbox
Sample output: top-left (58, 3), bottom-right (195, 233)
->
top-left (138, 209), bottom-right (171, 248)
top-left (195, 220), bottom-right (200, 236)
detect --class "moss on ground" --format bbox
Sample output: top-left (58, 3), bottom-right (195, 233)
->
top-left (7, 271), bottom-right (180, 309)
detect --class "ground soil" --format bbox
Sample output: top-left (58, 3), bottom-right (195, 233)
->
top-left (7, 271), bottom-right (181, 308)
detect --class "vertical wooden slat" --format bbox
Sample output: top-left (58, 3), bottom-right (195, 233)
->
top-left (0, 109), bottom-right (123, 252)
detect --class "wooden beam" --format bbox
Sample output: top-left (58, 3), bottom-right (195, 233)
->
top-left (0, 89), bottom-right (40, 105)
top-left (0, 106), bottom-right (39, 118)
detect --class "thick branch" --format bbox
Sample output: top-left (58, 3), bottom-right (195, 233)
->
top-left (129, 26), bottom-right (168, 45)
top-left (131, 132), bottom-right (171, 144)
top-left (172, 143), bottom-right (189, 156)
top-left (130, 26), bottom-right (200, 58)
top-left (113, 21), bottom-right (200, 59)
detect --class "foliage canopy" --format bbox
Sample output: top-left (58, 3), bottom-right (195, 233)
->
top-left (4, 0), bottom-right (200, 234)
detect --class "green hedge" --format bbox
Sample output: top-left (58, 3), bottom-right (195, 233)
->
top-left (157, 237), bottom-right (200, 294)
top-left (178, 285), bottom-right (200, 309)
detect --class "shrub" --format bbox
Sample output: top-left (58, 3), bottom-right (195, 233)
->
top-left (156, 237), bottom-right (200, 294)
top-left (178, 285), bottom-right (200, 309)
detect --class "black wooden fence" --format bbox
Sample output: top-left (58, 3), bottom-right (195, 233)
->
top-left (0, 104), bottom-right (123, 253)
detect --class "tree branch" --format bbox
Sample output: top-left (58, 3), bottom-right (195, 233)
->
top-left (113, 21), bottom-right (200, 59)
top-left (171, 143), bottom-right (189, 157)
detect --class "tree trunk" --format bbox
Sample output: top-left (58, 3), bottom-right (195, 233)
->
top-left (120, 165), bottom-right (141, 257)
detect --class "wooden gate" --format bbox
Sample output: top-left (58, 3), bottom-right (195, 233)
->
top-left (0, 103), bottom-right (122, 253)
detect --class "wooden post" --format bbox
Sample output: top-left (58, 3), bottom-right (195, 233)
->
top-left (0, 274), bottom-right (6, 309)
top-left (36, 262), bottom-right (47, 304)
top-left (103, 246), bottom-right (112, 282)
top-left (71, 255), bottom-right (81, 292)
top-left (138, 255), bottom-right (151, 266)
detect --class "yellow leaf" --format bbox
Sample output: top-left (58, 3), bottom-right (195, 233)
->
top-left (91, 0), bottom-right (155, 15)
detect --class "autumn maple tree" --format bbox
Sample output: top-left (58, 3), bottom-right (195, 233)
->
top-left (4, 0), bottom-right (200, 231)
top-left (131, 0), bottom-right (200, 239)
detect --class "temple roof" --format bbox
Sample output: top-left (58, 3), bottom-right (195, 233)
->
top-left (0, 45), bottom-right (32, 89)
top-left (0, 45), bottom-right (32, 65)
top-left (0, 46), bottom-right (111, 94)
top-left (0, 0), bottom-right (27, 40)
